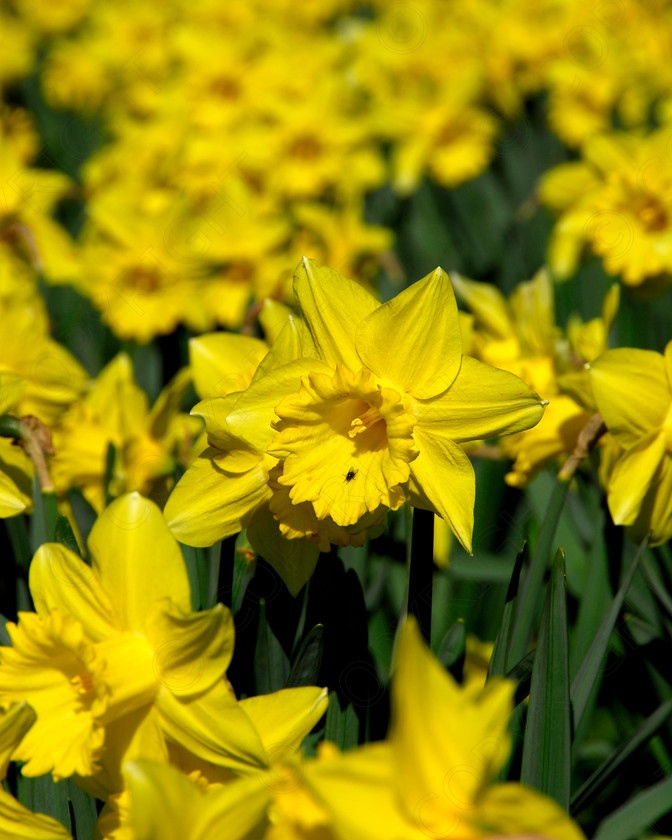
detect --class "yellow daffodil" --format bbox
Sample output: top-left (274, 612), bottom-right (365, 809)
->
top-left (167, 261), bottom-right (544, 593)
top-left (306, 618), bottom-right (585, 840)
top-left (0, 704), bottom-right (72, 839)
top-left (0, 372), bottom-right (33, 517)
top-left (50, 354), bottom-right (199, 512)
top-left (0, 493), bottom-right (327, 800)
top-left (540, 128), bottom-right (672, 289)
top-left (452, 270), bottom-right (616, 486)
top-left (589, 341), bottom-right (672, 545)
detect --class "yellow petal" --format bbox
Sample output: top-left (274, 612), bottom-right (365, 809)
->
top-left (356, 268), bottom-right (462, 399)
top-left (148, 367), bottom-right (192, 440)
top-left (164, 449), bottom-right (272, 547)
top-left (189, 333), bottom-right (267, 400)
top-left (304, 742), bottom-right (418, 840)
top-left (413, 357), bottom-right (545, 442)
top-left (0, 789), bottom-right (72, 839)
top-left (156, 680), bottom-right (268, 773)
top-left (239, 687), bottom-right (328, 765)
top-left (0, 470), bottom-right (30, 518)
top-left (259, 298), bottom-right (296, 344)
top-left (474, 783), bottom-right (586, 840)
top-left (88, 493), bottom-right (190, 633)
top-left (450, 273), bottom-right (512, 340)
top-left (145, 602), bottom-right (234, 699)
top-left (409, 429), bottom-right (475, 553)
top-left (246, 504), bottom-right (320, 597)
top-left (606, 432), bottom-right (666, 525)
top-left (0, 372), bottom-right (26, 413)
top-left (0, 703), bottom-right (36, 779)
top-left (29, 544), bottom-right (118, 641)
top-left (226, 359), bottom-right (331, 452)
top-left (589, 348), bottom-right (670, 447)
top-left (391, 619), bottom-right (514, 830)
top-left (293, 258), bottom-right (379, 371)
top-left (125, 761), bottom-right (271, 840)
top-left (628, 452), bottom-right (672, 546)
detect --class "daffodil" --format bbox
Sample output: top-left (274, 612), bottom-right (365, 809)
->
top-left (166, 262), bottom-right (544, 594)
top-left (306, 618), bottom-right (585, 840)
top-left (451, 270), bottom-right (617, 486)
top-left (589, 340), bottom-right (672, 545)
top-left (50, 354), bottom-right (199, 512)
top-left (0, 493), bottom-right (327, 800)
top-left (0, 372), bottom-right (33, 517)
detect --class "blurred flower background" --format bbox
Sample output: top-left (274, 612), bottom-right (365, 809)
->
top-left (2, 0), bottom-right (672, 838)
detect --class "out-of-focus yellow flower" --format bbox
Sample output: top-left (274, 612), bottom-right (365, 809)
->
top-left (540, 128), bottom-right (672, 289)
top-left (166, 261), bottom-right (544, 594)
top-left (0, 703), bottom-right (72, 839)
top-left (306, 617), bottom-right (585, 840)
top-left (452, 270), bottom-right (617, 486)
top-left (589, 341), bottom-right (672, 545)
top-left (50, 354), bottom-right (198, 513)
top-left (0, 299), bottom-right (88, 427)
top-left (0, 372), bottom-right (33, 518)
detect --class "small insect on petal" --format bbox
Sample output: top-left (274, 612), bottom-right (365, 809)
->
top-left (344, 468), bottom-right (358, 483)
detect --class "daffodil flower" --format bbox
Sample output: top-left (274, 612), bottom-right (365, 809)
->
top-left (0, 493), bottom-right (327, 799)
top-left (169, 261), bottom-right (544, 563)
top-left (589, 340), bottom-right (672, 544)
top-left (305, 618), bottom-right (585, 840)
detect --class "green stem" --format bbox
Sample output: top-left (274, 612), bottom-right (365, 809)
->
top-left (408, 508), bottom-right (434, 643)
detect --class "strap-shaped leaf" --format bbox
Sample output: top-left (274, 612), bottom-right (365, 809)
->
top-left (593, 773), bottom-right (672, 840)
top-left (488, 542), bottom-right (527, 679)
top-left (571, 536), bottom-right (648, 731)
top-left (286, 624), bottom-right (324, 688)
top-left (521, 548), bottom-right (571, 809)
top-left (572, 699), bottom-right (672, 814)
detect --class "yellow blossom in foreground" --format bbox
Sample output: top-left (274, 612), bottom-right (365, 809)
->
top-left (306, 618), bottom-right (585, 840)
top-left (0, 493), bottom-right (327, 802)
top-left (589, 341), bottom-right (672, 545)
top-left (166, 261), bottom-right (545, 594)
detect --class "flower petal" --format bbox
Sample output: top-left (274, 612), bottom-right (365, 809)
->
top-left (156, 680), bottom-right (268, 773)
top-left (29, 544), bottom-right (118, 641)
top-left (356, 267), bottom-right (462, 398)
top-left (0, 789), bottom-right (72, 839)
top-left (293, 258), bottom-right (379, 370)
top-left (409, 429), bottom-right (475, 553)
top-left (413, 356), bottom-right (545, 442)
top-left (145, 602), bottom-right (234, 699)
top-left (589, 348), bottom-right (670, 447)
top-left (239, 687), bottom-right (328, 765)
top-left (164, 449), bottom-right (272, 547)
top-left (474, 783), bottom-right (585, 840)
top-left (189, 333), bottom-right (267, 400)
top-left (0, 703), bottom-right (36, 779)
top-left (606, 432), bottom-right (666, 525)
top-left (88, 493), bottom-right (190, 633)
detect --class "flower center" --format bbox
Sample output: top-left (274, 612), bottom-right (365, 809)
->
top-left (269, 365), bottom-right (417, 527)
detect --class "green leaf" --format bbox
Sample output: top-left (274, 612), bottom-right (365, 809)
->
top-left (437, 619), bottom-right (466, 670)
top-left (506, 649), bottom-right (535, 706)
top-left (572, 699), bottom-right (672, 815)
top-left (323, 689), bottom-right (360, 750)
top-left (521, 548), bottom-right (571, 809)
top-left (65, 778), bottom-right (98, 840)
top-left (54, 516), bottom-right (81, 558)
top-left (181, 543), bottom-right (211, 612)
top-left (254, 599), bottom-right (290, 694)
top-left (571, 536), bottom-right (647, 731)
top-left (592, 773), bottom-right (672, 840)
top-left (286, 624), bottom-right (324, 688)
top-left (488, 542), bottom-right (527, 679)
top-left (29, 476), bottom-right (59, 553)
top-left (508, 478), bottom-right (568, 665)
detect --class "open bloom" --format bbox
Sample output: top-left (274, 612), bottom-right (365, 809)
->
top-left (167, 261), bottom-right (545, 587)
top-left (306, 618), bottom-right (585, 840)
top-left (589, 340), bottom-right (672, 544)
top-left (0, 493), bottom-right (327, 800)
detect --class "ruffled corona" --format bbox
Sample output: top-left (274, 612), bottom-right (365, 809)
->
top-left (270, 365), bottom-right (418, 526)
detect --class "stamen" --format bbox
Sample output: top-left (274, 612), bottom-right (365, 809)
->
top-left (348, 405), bottom-right (383, 438)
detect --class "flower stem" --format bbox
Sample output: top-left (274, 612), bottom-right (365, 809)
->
top-left (408, 508), bottom-right (434, 643)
